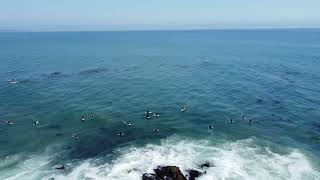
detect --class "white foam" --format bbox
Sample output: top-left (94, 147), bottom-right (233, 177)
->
top-left (0, 154), bottom-right (51, 180)
top-left (0, 145), bottom-right (64, 180)
top-left (50, 161), bottom-right (100, 180)
top-left (1, 137), bottom-right (318, 180)
top-left (47, 136), bottom-right (320, 180)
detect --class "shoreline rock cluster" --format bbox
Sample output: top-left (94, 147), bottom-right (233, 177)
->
top-left (142, 162), bottom-right (213, 180)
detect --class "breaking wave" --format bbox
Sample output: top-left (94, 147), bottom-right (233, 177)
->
top-left (1, 136), bottom-right (319, 180)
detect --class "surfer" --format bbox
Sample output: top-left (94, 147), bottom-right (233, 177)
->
top-left (91, 115), bottom-right (94, 120)
top-left (33, 120), bottom-right (39, 126)
top-left (181, 105), bottom-right (186, 112)
top-left (5, 120), bottom-right (14, 125)
top-left (8, 79), bottom-right (17, 84)
top-left (145, 110), bottom-right (153, 114)
top-left (242, 115), bottom-right (245, 120)
top-left (81, 116), bottom-right (85, 122)
top-left (146, 110), bottom-right (151, 119)
top-left (208, 125), bottom-right (213, 130)
top-left (123, 121), bottom-right (132, 126)
top-left (155, 113), bottom-right (160, 117)
top-left (55, 165), bottom-right (65, 170)
top-left (154, 128), bottom-right (160, 133)
top-left (117, 132), bottom-right (124, 136)
top-left (248, 119), bottom-right (253, 124)
top-left (230, 118), bottom-right (233, 123)
top-left (72, 134), bottom-right (79, 139)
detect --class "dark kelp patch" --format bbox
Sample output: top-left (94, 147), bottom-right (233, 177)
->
top-left (256, 99), bottom-right (263, 104)
top-left (78, 68), bottom-right (108, 75)
top-left (42, 72), bottom-right (63, 79)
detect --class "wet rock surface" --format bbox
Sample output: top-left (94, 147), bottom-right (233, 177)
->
top-left (142, 164), bottom-right (211, 180)
top-left (154, 166), bottom-right (186, 180)
top-left (186, 169), bottom-right (204, 180)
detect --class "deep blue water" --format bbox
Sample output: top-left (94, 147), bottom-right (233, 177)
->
top-left (0, 29), bottom-right (320, 179)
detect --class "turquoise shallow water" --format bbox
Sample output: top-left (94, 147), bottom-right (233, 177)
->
top-left (0, 29), bottom-right (320, 179)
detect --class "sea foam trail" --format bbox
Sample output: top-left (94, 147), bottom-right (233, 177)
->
top-left (49, 136), bottom-right (319, 180)
top-left (0, 145), bottom-right (63, 180)
top-left (0, 154), bottom-right (51, 180)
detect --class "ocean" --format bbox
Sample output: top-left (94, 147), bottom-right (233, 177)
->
top-left (0, 29), bottom-right (319, 180)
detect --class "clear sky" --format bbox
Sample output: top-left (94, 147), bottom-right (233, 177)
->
top-left (1, 0), bottom-right (320, 31)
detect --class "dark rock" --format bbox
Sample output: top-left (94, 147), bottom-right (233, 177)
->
top-left (142, 173), bottom-right (160, 180)
top-left (186, 169), bottom-right (204, 180)
top-left (142, 165), bottom-right (207, 180)
top-left (154, 166), bottom-right (186, 180)
top-left (199, 161), bottom-right (214, 169)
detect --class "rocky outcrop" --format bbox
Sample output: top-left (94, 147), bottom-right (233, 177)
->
top-left (186, 169), bottom-right (203, 180)
top-left (142, 163), bottom-right (213, 180)
top-left (154, 166), bottom-right (186, 180)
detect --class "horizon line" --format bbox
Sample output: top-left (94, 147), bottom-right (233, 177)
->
top-left (0, 27), bottom-right (320, 33)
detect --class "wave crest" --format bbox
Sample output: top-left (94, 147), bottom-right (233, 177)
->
top-left (50, 137), bottom-right (320, 180)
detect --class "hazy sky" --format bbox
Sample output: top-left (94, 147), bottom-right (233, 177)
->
top-left (1, 0), bottom-right (320, 31)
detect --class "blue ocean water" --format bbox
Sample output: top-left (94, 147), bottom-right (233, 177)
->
top-left (0, 29), bottom-right (320, 179)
